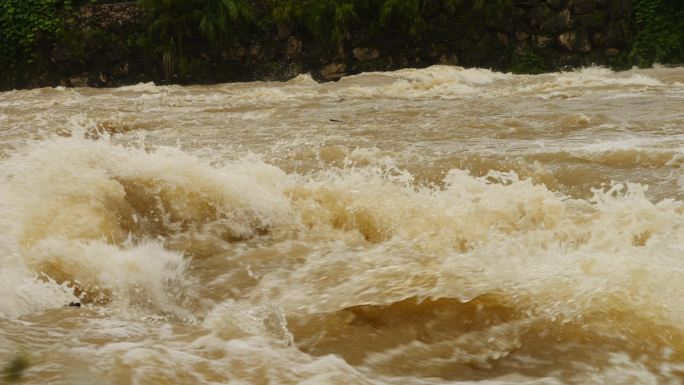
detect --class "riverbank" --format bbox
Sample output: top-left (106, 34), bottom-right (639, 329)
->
top-left (1, 0), bottom-right (682, 90)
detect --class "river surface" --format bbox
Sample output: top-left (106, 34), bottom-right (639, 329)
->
top-left (1, 66), bottom-right (683, 384)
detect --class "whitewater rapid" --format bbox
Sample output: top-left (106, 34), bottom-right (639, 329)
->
top-left (1, 66), bottom-right (683, 384)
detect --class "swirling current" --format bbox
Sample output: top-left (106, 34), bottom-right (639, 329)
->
top-left (1, 66), bottom-right (683, 384)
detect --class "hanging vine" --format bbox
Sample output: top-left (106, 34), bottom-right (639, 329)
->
top-left (631, 0), bottom-right (684, 66)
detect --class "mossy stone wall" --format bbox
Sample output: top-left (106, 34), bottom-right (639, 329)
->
top-left (2, 0), bottom-right (679, 89)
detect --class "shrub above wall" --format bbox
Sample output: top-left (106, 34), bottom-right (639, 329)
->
top-left (138, 0), bottom-right (256, 80)
top-left (630, 0), bottom-right (684, 66)
top-left (0, 0), bottom-right (69, 88)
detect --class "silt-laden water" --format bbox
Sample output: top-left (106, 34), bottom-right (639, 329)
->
top-left (0, 66), bottom-right (683, 384)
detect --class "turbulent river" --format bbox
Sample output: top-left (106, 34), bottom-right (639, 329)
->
top-left (0, 66), bottom-right (683, 384)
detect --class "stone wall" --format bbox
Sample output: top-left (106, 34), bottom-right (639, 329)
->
top-left (208, 0), bottom-right (634, 82)
top-left (508, 0), bottom-right (632, 69)
top-left (24, 0), bottom-right (638, 88)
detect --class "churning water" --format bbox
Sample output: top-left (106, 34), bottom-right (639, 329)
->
top-left (0, 66), bottom-right (683, 384)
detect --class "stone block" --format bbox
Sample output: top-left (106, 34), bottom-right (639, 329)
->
top-left (286, 36), bottom-right (302, 56)
top-left (559, 27), bottom-right (591, 52)
top-left (547, 0), bottom-right (565, 10)
top-left (606, 47), bottom-right (620, 56)
top-left (320, 62), bottom-right (346, 80)
top-left (352, 47), bottom-right (380, 61)
top-left (438, 53), bottom-right (459, 65)
top-left (558, 30), bottom-right (576, 51)
top-left (533, 35), bottom-right (554, 48)
top-left (69, 75), bottom-right (89, 87)
top-left (516, 31), bottom-right (530, 41)
top-left (572, 0), bottom-right (597, 15)
top-left (576, 11), bottom-right (607, 30)
top-left (527, 5), bottom-right (554, 30)
top-left (541, 9), bottom-right (574, 34)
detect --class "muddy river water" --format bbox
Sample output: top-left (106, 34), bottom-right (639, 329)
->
top-left (1, 66), bottom-right (683, 384)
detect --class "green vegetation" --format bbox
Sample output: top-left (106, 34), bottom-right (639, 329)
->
top-left (511, 50), bottom-right (547, 75)
top-left (139, 0), bottom-right (254, 79)
top-left (0, 0), bottom-right (71, 86)
top-left (269, 0), bottom-right (360, 42)
top-left (631, 0), bottom-right (684, 66)
top-left (268, 0), bottom-right (512, 42)
top-left (0, 0), bottom-right (683, 87)
top-left (132, 0), bottom-right (515, 77)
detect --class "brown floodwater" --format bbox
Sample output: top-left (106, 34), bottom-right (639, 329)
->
top-left (0, 66), bottom-right (683, 384)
